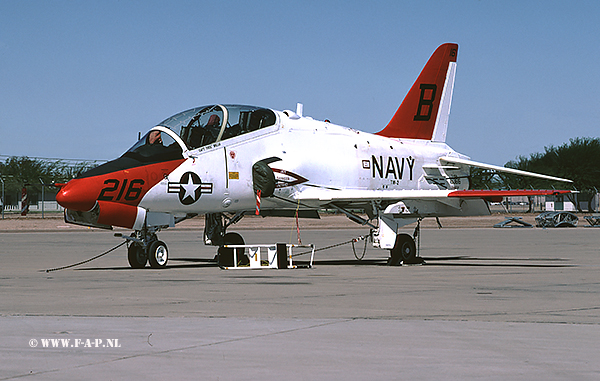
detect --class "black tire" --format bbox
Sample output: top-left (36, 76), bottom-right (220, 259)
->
top-left (217, 232), bottom-right (248, 267)
top-left (148, 240), bottom-right (168, 268)
top-left (388, 233), bottom-right (416, 266)
top-left (128, 243), bottom-right (147, 268)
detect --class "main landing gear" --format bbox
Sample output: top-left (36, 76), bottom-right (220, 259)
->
top-left (204, 212), bottom-right (249, 267)
top-left (216, 232), bottom-right (249, 267)
top-left (386, 219), bottom-right (424, 266)
top-left (387, 233), bottom-right (418, 266)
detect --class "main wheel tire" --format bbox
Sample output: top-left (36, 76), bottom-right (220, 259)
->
top-left (217, 232), bottom-right (249, 267)
top-left (388, 233), bottom-right (417, 266)
top-left (128, 243), bottom-right (147, 268)
top-left (148, 240), bottom-right (168, 268)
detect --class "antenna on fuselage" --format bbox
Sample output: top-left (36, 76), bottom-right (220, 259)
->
top-left (296, 103), bottom-right (303, 117)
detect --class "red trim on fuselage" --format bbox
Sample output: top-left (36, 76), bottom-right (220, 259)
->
top-left (56, 159), bottom-right (185, 212)
top-left (96, 201), bottom-right (141, 229)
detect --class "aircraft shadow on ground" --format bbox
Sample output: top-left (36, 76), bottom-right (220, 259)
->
top-left (303, 257), bottom-right (575, 268)
top-left (74, 258), bottom-right (218, 271)
top-left (71, 258), bottom-right (387, 270)
top-left (68, 256), bottom-right (574, 271)
top-left (421, 256), bottom-right (575, 268)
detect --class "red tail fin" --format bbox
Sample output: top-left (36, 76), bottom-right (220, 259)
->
top-left (376, 43), bottom-right (458, 141)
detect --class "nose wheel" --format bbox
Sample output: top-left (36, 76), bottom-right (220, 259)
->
top-left (123, 231), bottom-right (169, 269)
top-left (148, 240), bottom-right (168, 268)
top-left (127, 243), bottom-right (148, 268)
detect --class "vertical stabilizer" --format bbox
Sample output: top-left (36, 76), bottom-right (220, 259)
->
top-left (376, 43), bottom-right (458, 142)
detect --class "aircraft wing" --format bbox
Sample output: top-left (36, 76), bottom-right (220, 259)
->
top-left (295, 156), bottom-right (572, 215)
top-left (295, 188), bottom-right (573, 218)
top-left (296, 188), bottom-right (571, 204)
top-left (439, 156), bottom-right (573, 183)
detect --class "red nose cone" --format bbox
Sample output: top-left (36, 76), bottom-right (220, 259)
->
top-left (56, 180), bottom-right (97, 211)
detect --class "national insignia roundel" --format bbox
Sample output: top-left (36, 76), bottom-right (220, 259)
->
top-left (167, 172), bottom-right (213, 205)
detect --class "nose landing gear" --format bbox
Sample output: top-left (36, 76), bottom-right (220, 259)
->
top-left (122, 229), bottom-right (169, 269)
top-left (127, 243), bottom-right (147, 268)
top-left (148, 240), bottom-right (169, 268)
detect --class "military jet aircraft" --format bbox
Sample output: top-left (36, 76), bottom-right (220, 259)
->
top-left (56, 43), bottom-right (572, 268)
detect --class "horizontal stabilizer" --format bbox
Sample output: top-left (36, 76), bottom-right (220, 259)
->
top-left (440, 156), bottom-right (573, 183)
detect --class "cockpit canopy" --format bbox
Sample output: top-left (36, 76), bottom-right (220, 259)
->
top-left (159, 104), bottom-right (276, 150)
top-left (124, 127), bottom-right (184, 163)
top-left (123, 104), bottom-right (277, 163)
top-left (79, 105), bottom-right (277, 178)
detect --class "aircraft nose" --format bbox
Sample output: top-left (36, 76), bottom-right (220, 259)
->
top-left (56, 180), bottom-right (97, 211)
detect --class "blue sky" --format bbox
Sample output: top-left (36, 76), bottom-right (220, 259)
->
top-left (1, 0), bottom-right (599, 165)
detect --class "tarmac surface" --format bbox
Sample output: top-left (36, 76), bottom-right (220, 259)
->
top-left (1, 214), bottom-right (599, 379)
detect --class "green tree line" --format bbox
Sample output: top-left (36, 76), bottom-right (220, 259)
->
top-left (0, 156), bottom-right (98, 206)
top-left (470, 137), bottom-right (600, 212)
top-left (470, 137), bottom-right (600, 192)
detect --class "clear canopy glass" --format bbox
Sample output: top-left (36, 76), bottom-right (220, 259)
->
top-left (158, 104), bottom-right (277, 149)
top-left (122, 104), bottom-right (277, 163)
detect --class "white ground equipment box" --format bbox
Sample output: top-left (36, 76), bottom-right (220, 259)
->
top-left (221, 243), bottom-right (315, 270)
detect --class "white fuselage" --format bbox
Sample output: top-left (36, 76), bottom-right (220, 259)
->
top-left (138, 111), bottom-right (470, 216)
